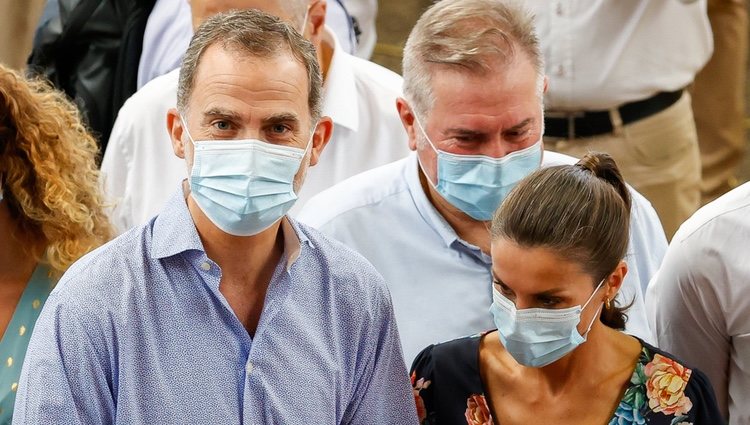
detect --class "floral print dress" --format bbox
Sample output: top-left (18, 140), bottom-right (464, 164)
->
top-left (410, 334), bottom-right (724, 425)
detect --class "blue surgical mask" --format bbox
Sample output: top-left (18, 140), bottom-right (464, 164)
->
top-left (414, 117), bottom-right (542, 221)
top-left (489, 279), bottom-right (605, 368)
top-left (182, 118), bottom-right (311, 236)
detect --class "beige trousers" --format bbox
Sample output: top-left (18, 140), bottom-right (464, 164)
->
top-left (0, 0), bottom-right (46, 70)
top-left (545, 93), bottom-right (701, 240)
top-left (692, 0), bottom-right (748, 205)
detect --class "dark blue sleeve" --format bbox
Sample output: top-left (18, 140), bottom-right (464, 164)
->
top-left (686, 367), bottom-right (727, 425)
top-left (410, 344), bottom-right (437, 425)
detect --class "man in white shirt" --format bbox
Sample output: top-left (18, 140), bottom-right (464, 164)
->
top-left (526, 0), bottom-right (713, 239)
top-left (136, 0), bottom-right (192, 89)
top-left (102, 0), bottom-right (407, 234)
top-left (647, 182), bottom-right (750, 425)
top-left (298, 0), bottom-right (667, 362)
top-left (333, 0), bottom-right (378, 59)
top-left (136, 0), bottom-right (366, 90)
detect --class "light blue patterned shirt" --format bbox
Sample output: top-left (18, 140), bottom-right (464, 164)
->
top-left (13, 190), bottom-right (417, 425)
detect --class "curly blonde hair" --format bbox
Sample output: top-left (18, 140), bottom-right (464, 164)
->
top-left (0, 64), bottom-right (113, 278)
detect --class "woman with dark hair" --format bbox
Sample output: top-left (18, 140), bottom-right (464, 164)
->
top-left (410, 152), bottom-right (723, 425)
top-left (0, 64), bottom-right (112, 422)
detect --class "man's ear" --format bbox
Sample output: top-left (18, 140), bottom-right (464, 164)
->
top-left (308, 116), bottom-right (334, 167)
top-left (396, 97), bottom-right (419, 151)
top-left (167, 108), bottom-right (187, 159)
top-left (307, 0), bottom-right (327, 42)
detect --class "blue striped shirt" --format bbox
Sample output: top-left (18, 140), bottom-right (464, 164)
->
top-left (13, 190), bottom-right (417, 424)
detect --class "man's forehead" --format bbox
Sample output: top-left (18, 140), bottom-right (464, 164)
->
top-left (189, 45), bottom-right (308, 108)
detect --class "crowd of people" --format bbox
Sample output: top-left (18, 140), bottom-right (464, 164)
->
top-left (0, 0), bottom-right (747, 424)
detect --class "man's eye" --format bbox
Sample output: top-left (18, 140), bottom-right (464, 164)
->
top-left (507, 128), bottom-right (532, 140)
top-left (453, 135), bottom-right (479, 143)
top-left (213, 121), bottom-right (231, 131)
top-left (271, 124), bottom-right (289, 134)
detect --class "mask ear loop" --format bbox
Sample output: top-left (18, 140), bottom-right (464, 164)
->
top-left (303, 123), bottom-right (317, 154)
top-left (412, 113), bottom-right (444, 192)
top-left (580, 278), bottom-right (608, 339)
top-left (179, 115), bottom-right (197, 148)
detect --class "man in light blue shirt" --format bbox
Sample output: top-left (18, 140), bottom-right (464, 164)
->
top-left (14, 10), bottom-right (417, 424)
top-left (298, 0), bottom-right (667, 362)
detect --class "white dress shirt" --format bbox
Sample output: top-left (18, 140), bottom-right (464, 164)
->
top-left (137, 0), bottom-right (192, 89)
top-left (527, 0), bottom-right (712, 109)
top-left (647, 182), bottom-right (750, 424)
top-left (136, 1), bottom-right (367, 87)
top-left (298, 152), bottom-right (665, 362)
top-left (101, 28), bottom-right (409, 234)
top-left (343, 0), bottom-right (378, 59)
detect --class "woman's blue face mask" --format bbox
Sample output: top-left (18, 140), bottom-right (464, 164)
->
top-left (489, 278), bottom-right (606, 368)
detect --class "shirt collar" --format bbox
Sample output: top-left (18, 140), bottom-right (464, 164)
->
top-left (151, 185), bottom-right (310, 271)
top-left (321, 26), bottom-right (359, 132)
top-left (150, 187), bottom-right (206, 259)
top-left (281, 217), bottom-right (311, 271)
top-left (404, 153), bottom-right (462, 248)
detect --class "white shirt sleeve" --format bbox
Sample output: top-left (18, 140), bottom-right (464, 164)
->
top-left (100, 111), bottom-right (135, 235)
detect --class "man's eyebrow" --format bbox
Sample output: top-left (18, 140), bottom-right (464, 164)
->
top-left (443, 128), bottom-right (486, 137)
top-left (203, 108), bottom-right (242, 121)
top-left (263, 112), bottom-right (300, 124)
top-left (505, 118), bottom-right (533, 133)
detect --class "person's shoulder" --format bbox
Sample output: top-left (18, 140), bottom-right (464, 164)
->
top-left (297, 157), bottom-right (412, 228)
top-left (637, 340), bottom-right (723, 419)
top-left (50, 222), bottom-right (156, 307)
top-left (117, 67), bottom-right (179, 114)
top-left (293, 220), bottom-right (387, 285)
top-left (411, 334), bottom-right (486, 419)
top-left (541, 150), bottom-right (662, 233)
top-left (347, 54), bottom-right (404, 95)
top-left (673, 181), bottom-right (750, 244)
top-left (413, 334), bottom-right (483, 375)
top-left (541, 150), bottom-right (578, 166)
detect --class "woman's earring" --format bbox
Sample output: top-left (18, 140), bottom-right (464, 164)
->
top-left (605, 298), bottom-right (612, 310)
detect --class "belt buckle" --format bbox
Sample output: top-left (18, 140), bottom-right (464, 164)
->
top-left (546, 111), bottom-right (585, 139)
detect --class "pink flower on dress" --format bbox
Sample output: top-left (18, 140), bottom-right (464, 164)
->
top-left (644, 353), bottom-right (694, 416)
top-left (411, 372), bottom-right (431, 422)
top-left (464, 394), bottom-right (492, 425)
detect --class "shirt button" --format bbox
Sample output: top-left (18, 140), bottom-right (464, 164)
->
top-left (200, 262), bottom-right (211, 271)
top-left (246, 362), bottom-right (254, 374)
top-left (555, 2), bottom-right (564, 16)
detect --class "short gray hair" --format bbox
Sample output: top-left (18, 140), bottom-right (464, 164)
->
top-left (403, 0), bottom-right (543, 118)
top-left (177, 9), bottom-right (323, 123)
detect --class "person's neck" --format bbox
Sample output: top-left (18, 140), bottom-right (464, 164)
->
top-left (531, 323), bottom-right (617, 395)
top-left (418, 168), bottom-right (491, 253)
top-left (0, 203), bottom-right (39, 283)
top-left (187, 196), bottom-right (284, 288)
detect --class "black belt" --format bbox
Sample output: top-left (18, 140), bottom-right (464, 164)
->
top-left (544, 89), bottom-right (683, 139)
